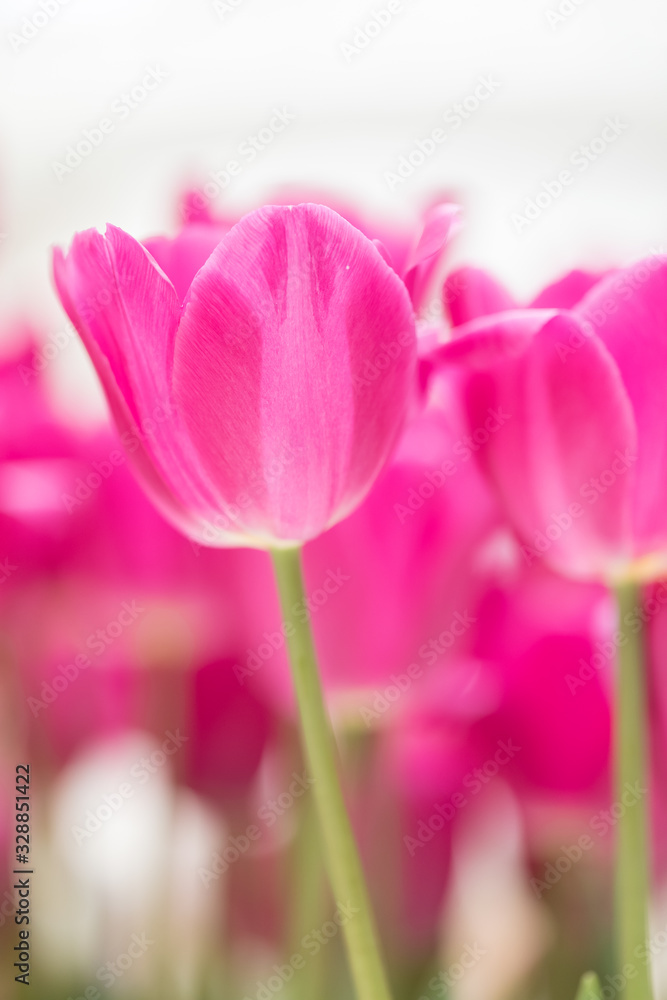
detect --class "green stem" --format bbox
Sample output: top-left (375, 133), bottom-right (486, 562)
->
top-left (289, 792), bottom-right (328, 1000)
top-left (271, 547), bottom-right (393, 1000)
top-left (614, 581), bottom-right (653, 1000)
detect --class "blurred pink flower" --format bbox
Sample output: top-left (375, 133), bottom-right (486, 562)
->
top-left (442, 265), bottom-right (606, 328)
top-left (0, 337), bottom-right (92, 576)
top-left (376, 563), bottom-right (612, 950)
top-left (466, 568), bottom-right (611, 796)
top-left (184, 657), bottom-right (274, 805)
top-left (427, 256), bottom-right (667, 582)
top-left (0, 334), bottom-right (276, 798)
top-left (178, 187), bottom-right (460, 314)
top-left (54, 204), bottom-right (416, 547)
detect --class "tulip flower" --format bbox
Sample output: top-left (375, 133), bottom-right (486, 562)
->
top-left (443, 265), bottom-right (518, 328)
top-left (54, 203), bottom-right (415, 1000)
top-left (429, 256), bottom-right (667, 583)
top-left (53, 204), bottom-right (416, 550)
top-left (467, 568), bottom-right (611, 798)
top-left (442, 265), bottom-right (606, 329)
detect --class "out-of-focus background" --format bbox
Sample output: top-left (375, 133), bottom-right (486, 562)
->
top-left (2, 0), bottom-right (667, 324)
top-left (1, 3), bottom-right (667, 999)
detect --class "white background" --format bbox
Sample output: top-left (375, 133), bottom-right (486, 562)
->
top-left (1, 0), bottom-right (666, 352)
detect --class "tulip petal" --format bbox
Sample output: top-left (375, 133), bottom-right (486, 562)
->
top-left (404, 203), bottom-right (461, 274)
top-left (143, 223), bottom-right (229, 303)
top-left (173, 204), bottom-right (416, 542)
top-left (574, 258), bottom-right (667, 553)
top-left (467, 314), bottom-right (638, 577)
top-left (53, 227), bottom-right (233, 543)
top-left (403, 203), bottom-right (460, 311)
top-left (421, 309), bottom-right (556, 391)
top-left (443, 266), bottom-right (517, 327)
top-left (434, 312), bottom-right (638, 578)
top-left (530, 268), bottom-right (606, 309)
top-left (371, 238), bottom-right (394, 269)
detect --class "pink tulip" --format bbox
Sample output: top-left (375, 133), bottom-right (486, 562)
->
top-left (443, 265), bottom-right (607, 328)
top-left (529, 268), bottom-right (609, 310)
top-left (387, 560), bottom-right (612, 802)
top-left (467, 570), bottom-right (611, 796)
top-left (428, 256), bottom-right (667, 581)
top-left (443, 266), bottom-right (518, 328)
top-left (53, 204), bottom-right (416, 548)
